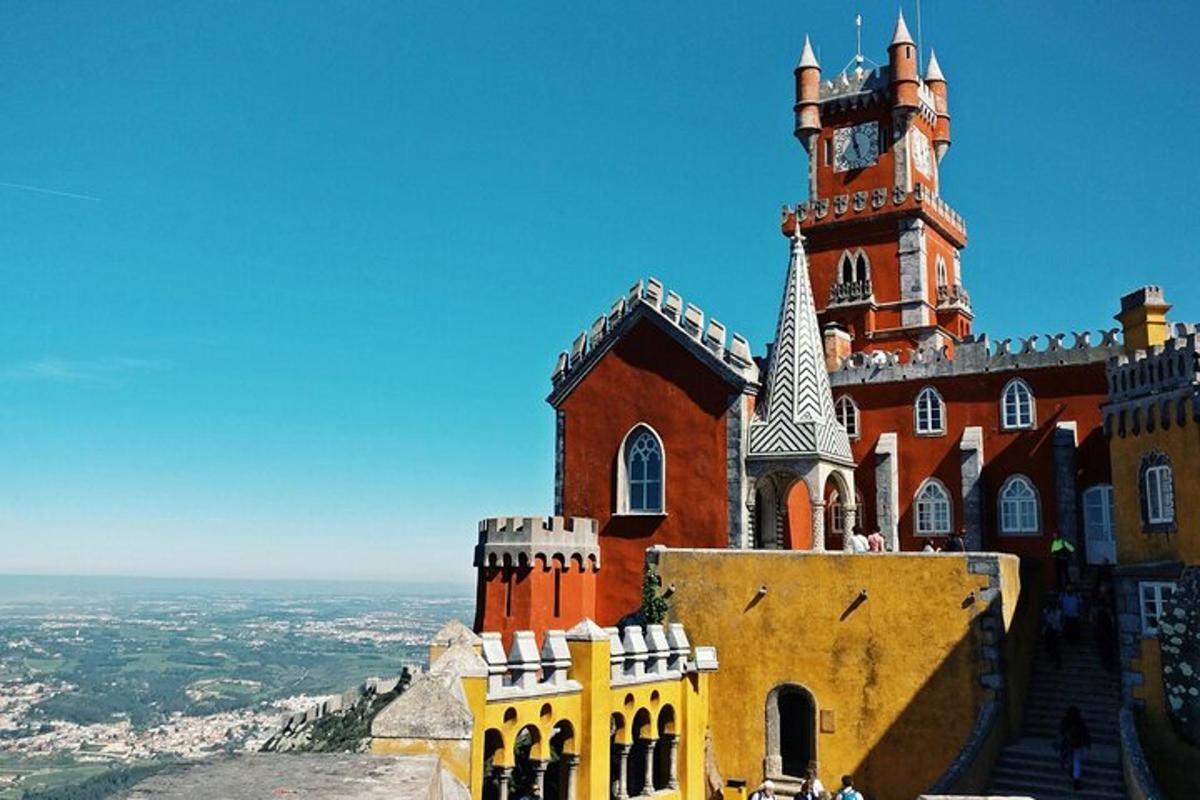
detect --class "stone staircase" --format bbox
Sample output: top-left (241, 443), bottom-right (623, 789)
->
top-left (987, 602), bottom-right (1127, 799)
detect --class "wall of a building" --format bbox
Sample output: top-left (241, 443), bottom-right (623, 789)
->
top-left (1131, 636), bottom-right (1200, 799)
top-left (474, 557), bottom-right (597, 647)
top-left (1109, 395), bottom-right (1200, 565)
top-left (559, 318), bottom-right (735, 625)
top-left (836, 361), bottom-right (1109, 571)
top-left (652, 549), bottom-right (1021, 800)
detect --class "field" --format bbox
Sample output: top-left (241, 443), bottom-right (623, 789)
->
top-left (0, 576), bottom-right (473, 799)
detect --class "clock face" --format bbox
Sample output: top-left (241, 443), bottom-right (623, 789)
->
top-left (911, 129), bottom-right (933, 177)
top-left (833, 122), bottom-right (879, 172)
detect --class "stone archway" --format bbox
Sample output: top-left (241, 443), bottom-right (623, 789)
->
top-left (764, 683), bottom-right (817, 781)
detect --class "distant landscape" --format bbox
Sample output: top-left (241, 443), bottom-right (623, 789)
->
top-left (0, 575), bottom-right (473, 799)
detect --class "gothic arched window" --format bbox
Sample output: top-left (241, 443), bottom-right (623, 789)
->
top-left (999, 475), bottom-right (1040, 535)
top-left (915, 479), bottom-right (952, 536)
top-left (1139, 451), bottom-right (1176, 532)
top-left (834, 395), bottom-right (859, 439)
top-left (935, 256), bottom-right (948, 288)
top-left (915, 387), bottom-right (946, 435)
top-left (839, 252), bottom-right (855, 284)
top-left (1000, 378), bottom-right (1036, 430)
top-left (619, 425), bottom-right (665, 514)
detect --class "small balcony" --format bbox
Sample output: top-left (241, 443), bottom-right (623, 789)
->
top-left (937, 284), bottom-right (971, 310)
top-left (829, 279), bottom-right (873, 306)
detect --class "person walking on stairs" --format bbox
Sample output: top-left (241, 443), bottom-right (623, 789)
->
top-left (1041, 600), bottom-right (1063, 670)
top-left (1059, 705), bottom-right (1092, 792)
top-left (1060, 585), bottom-right (1082, 644)
top-left (1050, 533), bottom-right (1075, 589)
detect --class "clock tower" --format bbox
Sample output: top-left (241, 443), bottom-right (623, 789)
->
top-left (786, 13), bottom-right (971, 354)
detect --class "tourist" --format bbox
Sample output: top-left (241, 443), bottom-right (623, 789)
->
top-left (749, 779), bottom-right (776, 799)
top-left (1042, 600), bottom-right (1063, 670)
top-left (1060, 586), bottom-right (1082, 645)
top-left (797, 768), bottom-right (825, 800)
top-left (944, 528), bottom-right (966, 553)
top-left (1059, 705), bottom-right (1092, 791)
top-left (1050, 533), bottom-right (1075, 590)
top-left (866, 529), bottom-right (885, 553)
top-left (844, 526), bottom-right (869, 554)
top-left (922, 539), bottom-right (937, 553)
top-left (832, 774), bottom-right (864, 800)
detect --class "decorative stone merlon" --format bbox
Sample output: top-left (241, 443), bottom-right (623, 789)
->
top-left (540, 630), bottom-right (572, 687)
top-left (475, 516), bottom-right (600, 570)
top-left (548, 277), bottom-right (760, 402)
top-left (1102, 325), bottom-right (1200, 437)
top-left (644, 625), bottom-right (670, 675)
top-left (666, 623), bottom-right (690, 671)
top-left (830, 329), bottom-right (1124, 387)
top-left (621, 626), bottom-right (649, 679)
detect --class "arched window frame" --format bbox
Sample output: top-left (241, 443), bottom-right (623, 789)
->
top-left (914, 386), bottom-right (946, 436)
top-left (836, 249), bottom-right (870, 284)
top-left (914, 479), bottom-right (952, 536)
top-left (998, 475), bottom-right (1041, 536)
top-left (1000, 378), bottom-right (1036, 431)
top-left (834, 395), bottom-right (860, 439)
top-left (616, 424), bottom-right (666, 515)
top-left (935, 255), bottom-right (948, 288)
top-left (1139, 451), bottom-right (1176, 533)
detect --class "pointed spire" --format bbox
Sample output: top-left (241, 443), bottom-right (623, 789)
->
top-left (890, 9), bottom-right (915, 47)
top-left (925, 49), bottom-right (945, 82)
top-left (747, 231), bottom-right (852, 464)
top-left (797, 35), bottom-right (820, 69)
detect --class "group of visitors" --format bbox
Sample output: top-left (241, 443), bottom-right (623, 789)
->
top-left (842, 527), bottom-right (887, 553)
top-left (751, 772), bottom-right (863, 800)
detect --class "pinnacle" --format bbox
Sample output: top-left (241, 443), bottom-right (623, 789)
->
top-left (925, 49), bottom-right (945, 82)
top-left (797, 35), bottom-right (819, 70)
top-left (890, 9), bottom-right (915, 47)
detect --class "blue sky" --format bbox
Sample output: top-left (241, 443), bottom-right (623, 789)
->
top-left (1, 2), bottom-right (1197, 584)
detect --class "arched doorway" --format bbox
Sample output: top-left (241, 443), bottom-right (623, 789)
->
top-left (785, 479), bottom-right (813, 550)
top-left (754, 479), bottom-right (779, 549)
top-left (765, 684), bottom-right (817, 780)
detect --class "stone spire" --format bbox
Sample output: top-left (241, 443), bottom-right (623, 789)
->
top-left (748, 231), bottom-right (853, 464)
top-left (890, 9), bottom-right (915, 47)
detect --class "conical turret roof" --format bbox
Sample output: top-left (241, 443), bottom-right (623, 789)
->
top-left (797, 35), bottom-right (820, 69)
top-left (925, 49), bottom-right (945, 82)
top-left (890, 10), bottom-right (915, 47)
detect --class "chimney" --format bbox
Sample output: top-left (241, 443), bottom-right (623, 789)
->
top-left (823, 323), bottom-right (853, 372)
top-left (1115, 286), bottom-right (1171, 352)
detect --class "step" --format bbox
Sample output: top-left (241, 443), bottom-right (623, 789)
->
top-left (993, 753), bottom-right (1124, 781)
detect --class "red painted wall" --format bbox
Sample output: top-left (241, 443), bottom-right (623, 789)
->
top-left (835, 361), bottom-right (1111, 576)
top-left (474, 558), bottom-right (597, 647)
top-left (559, 318), bottom-right (736, 625)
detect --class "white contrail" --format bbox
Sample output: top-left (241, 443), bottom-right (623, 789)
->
top-left (0, 180), bottom-right (101, 202)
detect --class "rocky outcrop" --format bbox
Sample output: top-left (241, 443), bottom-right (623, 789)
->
top-left (1160, 566), bottom-right (1200, 744)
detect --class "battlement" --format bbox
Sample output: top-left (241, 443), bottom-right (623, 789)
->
top-left (548, 277), bottom-right (760, 402)
top-left (829, 329), bottom-right (1124, 387)
top-left (789, 181), bottom-right (966, 242)
top-left (1107, 323), bottom-right (1200, 401)
top-left (474, 515), bottom-right (600, 570)
top-left (478, 620), bottom-right (716, 701)
top-left (816, 66), bottom-right (937, 123)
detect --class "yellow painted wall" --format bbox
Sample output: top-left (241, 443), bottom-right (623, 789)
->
top-left (1132, 637), bottom-right (1200, 799)
top-left (654, 550), bottom-right (1021, 800)
top-left (1110, 397), bottom-right (1200, 565)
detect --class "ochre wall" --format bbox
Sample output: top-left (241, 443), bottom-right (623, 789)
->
top-left (835, 361), bottom-right (1110, 575)
top-left (653, 549), bottom-right (1021, 800)
top-left (559, 318), bottom-right (736, 625)
top-left (1131, 637), bottom-right (1200, 799)
top-left (1109, 396), bottom-right (1200, 565)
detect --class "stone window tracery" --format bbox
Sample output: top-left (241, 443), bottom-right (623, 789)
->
top-left (621, 427), bottom-right (664, 514)
top-left (1000, 378), bottom-right (1035, 430)
top-left (915, 479), bottom-right (952, 535)
top-left (914, 386), bottom-right (946, 435)
top-left (999, 475), bottom-right (1040, 535)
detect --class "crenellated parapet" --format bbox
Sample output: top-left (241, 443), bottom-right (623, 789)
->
top-left (1103, 323), bottom-right (1200, 437)
top-left (786, 181), bottom-right (966, 243)
top-left (474, 515), bottom-right (600, 571)
top-left (547, 277), bottom-right (759, 406)
top-left (829, 329), bottom-right (1125, 387)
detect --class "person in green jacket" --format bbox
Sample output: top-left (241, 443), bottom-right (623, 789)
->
top-left (1050, 533), bottom-right (1075, 590)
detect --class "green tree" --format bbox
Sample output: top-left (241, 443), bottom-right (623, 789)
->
top-left (640, 564), bottom-right (669, 626)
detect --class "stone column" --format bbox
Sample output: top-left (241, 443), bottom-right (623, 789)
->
top-left (876, 433), bottom-right (899, 550)
top-left (843, 502), bottom-right (857, 538)
top-left (616, 744), bottom-right (631, 799)
top-left (565, 755), bottom-right (580, 800)
top-left (534, 760), bottom-right (548, 797)
top-left (1054, 422), bottom-right (1080, 551)
top-left (960, 426), bottom-right (984, 550)
top-left (666, 734), bottom-right (679, 789)
top-left (811, 501), bottom-right (826, 552)
top-left (496, 767), bottom-right (512, 800)
top-left (642, 738), bottom-right (657, 793)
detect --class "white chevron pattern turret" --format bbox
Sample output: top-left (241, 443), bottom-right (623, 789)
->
top-left (749, 232), bottom-right (853, 463)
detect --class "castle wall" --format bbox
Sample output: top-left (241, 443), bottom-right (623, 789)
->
top-left (651, 548), bottom-right (1021, 800)
top-left (559, 318), bottom-right (735, 624)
